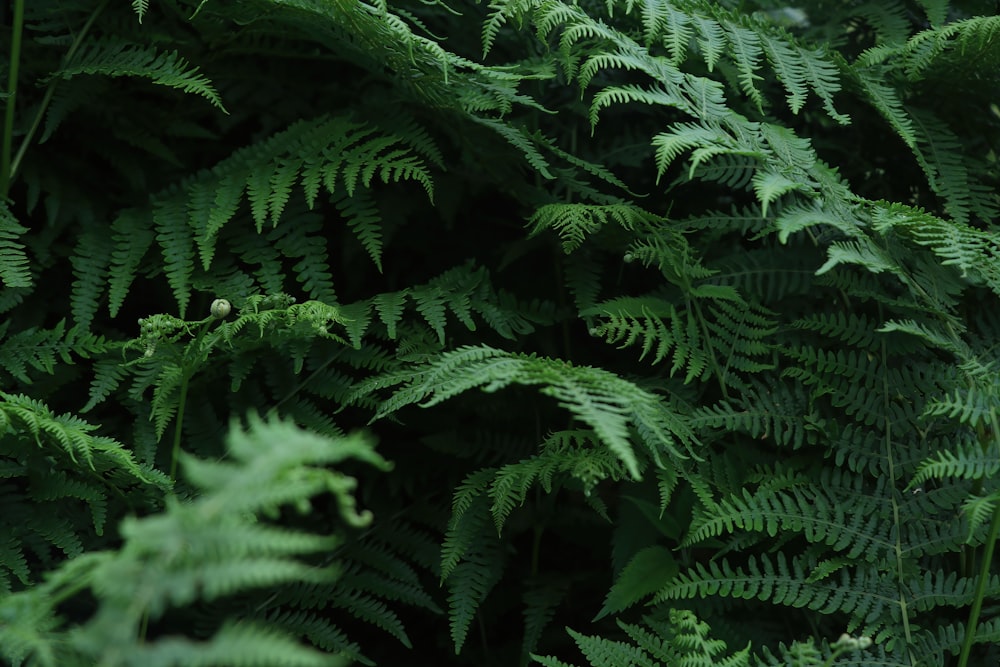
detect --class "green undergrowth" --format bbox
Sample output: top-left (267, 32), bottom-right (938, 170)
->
top-left (0, 0), bottom-right (999, 665)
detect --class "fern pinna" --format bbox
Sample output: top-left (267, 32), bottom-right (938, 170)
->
top-left (0, 0), bottom-right (998, 666)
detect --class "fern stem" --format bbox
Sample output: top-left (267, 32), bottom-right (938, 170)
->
top-left (957, 417), bottom-right (1000, 667)
top-left (0, 0), bottom-right (25, 198)
top-left (689, 296), bottom-right (729, 400)
top-left (958, 498), bottom-right (1000, 667)
top-left (7, 0), bottom-right (108, 188)
top-left (169, 315), bottom-right (221, 479)
top-left (880, 337), bottom-right (916, 666)
top-left (169, 370), bottom-right (191, 480)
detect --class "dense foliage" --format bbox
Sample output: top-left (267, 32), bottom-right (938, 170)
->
top-left (1, 0), bottom-right (999, 665)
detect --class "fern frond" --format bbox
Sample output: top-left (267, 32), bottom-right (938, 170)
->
top-left (528, 202), bottom-right (660, 253)
top-left (868, 201), bottom-right (1000, 297)
top-left (522, 577), bottom-right (570, 659)
top-left (657, 553), bottom-right (896, 636)
top-left (595, 545), bottom-right (678, 620)
top-left (442, 472), bottom-right (495, 577)
top-left (585, 297), bottom-right (710, 381)
top-left (330, 587), bottom-right (412, 648)
top-left (489, 430), bottom-right (628, 530)
top-left (448, 547), bottom-right (504, 653)
top-left (909, 109), bottom-right (976, 225)
top-left (106, 209), bottom-right (156, 317)
top-left (364, 345), bottom-right (698, 478)
top-left (533, 609), bottom-right (750, 667)
top-left (725, 23), bottom-right (765, 111)
top-left (272, 213), bottom-right (339, 304)
top-left (69, 231), bottom-right (111, 329)
top-left (3, 390), bottom-right (158, 481)
top-left (682, 481), bottom-right (892, 561)
top-left (911, 443), bottom-right (1000, 487)
top-left (691, 381), bottom-right (820, 450)
top-left (53, 38), bottom-right (225, 111)
top-left (154, 197), bottom-right (197, 317)
top-left (0, 321), bottom-right (107, 385)
top-left (471, 117), bottom-right (554, 178)
top-left (132, 622), bottom-right (347, 667)
top-left (265, 609), bottom-right (368, 665)
top-left (335, 190), bottom-right (384, 272)
top-left (0, 204), bottom-right (31, 289)
top-left (131, 0), bottom-right (150, 22)
top-left (108, 114), bottom-right (437, 314)
top-left (80, 359), bottom-right (125, 412)
top-left (851, 67), bottom-right (917, 151)
top-left (32, 472), bottom-right (109, 536)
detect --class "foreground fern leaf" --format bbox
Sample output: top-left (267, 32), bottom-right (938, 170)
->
top-left (0, 414), bottom-right (388, 666)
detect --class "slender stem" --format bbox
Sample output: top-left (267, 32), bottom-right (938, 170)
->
top-left (168, 318), bottom-right (218, 479)
top-left (169, 370), bottom-right (191, 480)
top-left (957, 416), bottom-right (1000, 667)
top-left (7, 0), bottom-right (108, 189)
top-left (1, 0), bottom-right (25, 198)
top-left (957, 499), bottom-right (1000, 667)
top-left (880, 336), bottom-right (916, 666)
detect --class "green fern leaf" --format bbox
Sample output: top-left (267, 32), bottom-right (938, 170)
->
top-left (107, 209), bottom-right (156, 317)
top-left (725, 24), bottom-right (765, 110)
top-left (335, 190), bottom-right (384, 272)
top-left (131, 0), bottom-right (150, 22)
top-left (70, 231), bottom-right (111, 329)
top-left (0, 204), bottom-right (31, 289)
top-left (752, 169), bottom-right (806, 218)
top-left (448, 549), bottom-right (504, 654)
top-left (411, 287), bottom-right (448, 345)
top-left (594, 545), bottom-right (678, 621)
top-left (373, 291), bottom-right (408, 339)
top-left (153, 198), bottom-right (196, 317)
top-left (693, 14), bottom-right (725, 71)
top-left (272, 215), bottom-right (339, 304)
top-left (522, 578), bottom-right (570, 660)
top-left (53, 38), bottom-right (225, 111)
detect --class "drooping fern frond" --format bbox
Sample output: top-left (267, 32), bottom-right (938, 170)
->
top-left (0, 391), bottom-right (160, 482)
top-left (69, 230), bottom-right (112, 330)
top-left (585, 296), bottom-right (712, 383)
top-left (528, 202), bottom-right (661, 253)
top-left (51, 38), bottom-right (226, 111)
top-left (344, 262), bottom-right (556, 346)
top-left (355, 344), bottom-right (699, 479)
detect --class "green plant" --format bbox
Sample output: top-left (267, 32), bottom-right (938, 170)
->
top-left (0, 0), bottom-right (998, 665)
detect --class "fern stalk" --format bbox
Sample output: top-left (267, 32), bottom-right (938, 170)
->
top-left (169, 370), bottom-right (191, 480)
top-left (957, 416), bottom-right (1000, 667)
top-left (168, 317), bottom-right (217, 480)
top-left (0, 0), bottom-right (24, 198)
top-left (881, 337), bottom-right (916, 666)
top-left (958, 501), bottom-right (1000, 667)
top-left (7, 0), bottom-right (107, 188)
